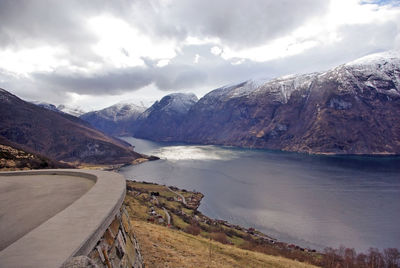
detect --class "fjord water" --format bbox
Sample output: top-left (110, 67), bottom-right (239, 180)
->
top-left (120, 137), bottom-right (400, 251)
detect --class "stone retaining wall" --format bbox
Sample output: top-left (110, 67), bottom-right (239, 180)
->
top-left (63, 205), bottom-right (143, 268)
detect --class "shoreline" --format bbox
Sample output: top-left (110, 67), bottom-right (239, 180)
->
top-left (124, 179), bottom-right (319, 256)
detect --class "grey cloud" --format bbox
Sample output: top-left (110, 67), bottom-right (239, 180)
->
top-left (259, 20), bottom-right (400, 77)
top-left (153, 67), bottom-right (208, 90)
top-left (130, 0), bottom-right (330, 48)
top-left (0, 1), bottom-right (92, 46)
top-left (0, 0), bottom-right (130, 64)
top-left (31, 16), bottom-right (400, 97)
top-left (33, 68), bottom-right (154, 95)
top-left (31, 44), bottom-right (273, 96)
top-left (0, 68), bottom-right (72, 103)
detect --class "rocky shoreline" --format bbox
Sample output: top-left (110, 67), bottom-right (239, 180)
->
top-left (124, 180), bottom-right (321, 265)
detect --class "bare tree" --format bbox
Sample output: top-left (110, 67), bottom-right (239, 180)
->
top-left (384, 248), bottom-right (400, 268)
top-left (324, 247), bottom-right (342, 268)
top-left (367, 248), bottom-right (385, 268)
top-left (356, 253), bottom-right (368, 268)
top-left (343, 247), bottom-right (357, 268)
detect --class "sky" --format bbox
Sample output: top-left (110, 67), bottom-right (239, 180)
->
top-left (0, 0), bottom-right (399, 111)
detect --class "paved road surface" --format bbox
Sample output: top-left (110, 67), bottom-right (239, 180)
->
top-left (0, 174), bottom-right (94, 251)
top-left (163, 207), bottom-right (171, 225)
top-left (167, 186), bottom-right (187, 205)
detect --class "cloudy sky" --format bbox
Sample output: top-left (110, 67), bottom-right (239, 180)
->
top-left (0, 0), bottom-right (399, 111)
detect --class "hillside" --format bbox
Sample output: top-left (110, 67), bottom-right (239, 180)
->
top-left (0, 88), bottom-right (142, 164)
top-left (131, 220), bottom-right (318, 268)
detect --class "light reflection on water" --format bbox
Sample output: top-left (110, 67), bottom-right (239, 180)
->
top-left (120, 137), bottom-right (400, 251)
top-left (152, 145), bottom-right (243, 161)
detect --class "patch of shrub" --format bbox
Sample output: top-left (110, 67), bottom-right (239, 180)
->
top-left (185, 224), bottom-right (201, 236)
top-left (210, 232), bottom-right (229, 244)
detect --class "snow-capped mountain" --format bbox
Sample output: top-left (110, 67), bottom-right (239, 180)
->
top-left (134, 93), bottom-right (198, 141)
top-left (80, 103), bottom-right (146, 136)
top-left (138, 93), bottom-right (197, 119)
top-left (137, 50), bottom-right (400, 155)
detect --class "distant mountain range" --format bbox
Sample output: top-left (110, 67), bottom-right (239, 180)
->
top-left (78, 51), bottom-right (400, 155)
top-left (0, 89), bottom-right (142, 165)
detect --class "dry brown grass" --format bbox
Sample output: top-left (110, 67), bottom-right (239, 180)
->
top-left (132, 219), bottom-right (319, 268)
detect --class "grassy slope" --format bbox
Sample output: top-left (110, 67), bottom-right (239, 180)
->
top-left (124, 181), bottom-right (321, 267)
top-left (131, 220), bottom-right (318, 268)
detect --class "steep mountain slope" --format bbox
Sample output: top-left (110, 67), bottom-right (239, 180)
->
top-left (170, 51), bottom-right (400, 155)
top-left (0, 88), bottom-right (142, 164)
top-left (134, 93), bottom-right (198, 141)
top-left (80, 103), bottom-right (146, 136)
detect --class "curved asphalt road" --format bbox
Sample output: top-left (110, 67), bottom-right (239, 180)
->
top-left (0, 174), bottom-right (94, 251)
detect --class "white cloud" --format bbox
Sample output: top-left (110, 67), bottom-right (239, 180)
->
top-left (194, 54), bottom-right (200, 63)
top-left (0, 46), bottom-right (68, 75)
top-left (211, 46), bottom-right (222, 55)
top-left (220, 0), bottom-right (400, 62)
top-left (66, 83), bottom-right (167, 111)
top-left (156, 59), bottom-right (170, 67)
top-left (87, 15), bottom-right (176, 69)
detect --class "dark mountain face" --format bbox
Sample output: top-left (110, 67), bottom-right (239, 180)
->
top-left (80, 103), bottom-right (146, 136)
top-left (130, 51), bottom-right (399, 155)
top-left (176, 51), bottom-right (400, 154)
top-left (133, 93), bottom-right (198, 141)
top-left (0, 88), bottom-right (142, 164)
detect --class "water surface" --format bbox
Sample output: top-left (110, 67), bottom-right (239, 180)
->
top-left (121, 137), bottom-right (400, 251)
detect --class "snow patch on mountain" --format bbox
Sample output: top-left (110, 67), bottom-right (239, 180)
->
top-left (57, 105), bottom-right (85, 117)
top-left (32, 101), bottom-right (86, 117)
top-left (33, 102), bottom-right (60, 112)
top-left (253, 73), bottom-right (319, 103)
top-left (346, 50), bottom-right (400, 67)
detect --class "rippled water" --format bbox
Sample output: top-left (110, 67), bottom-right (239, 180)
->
top-left (120, 137), bottom-right (400, 251)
